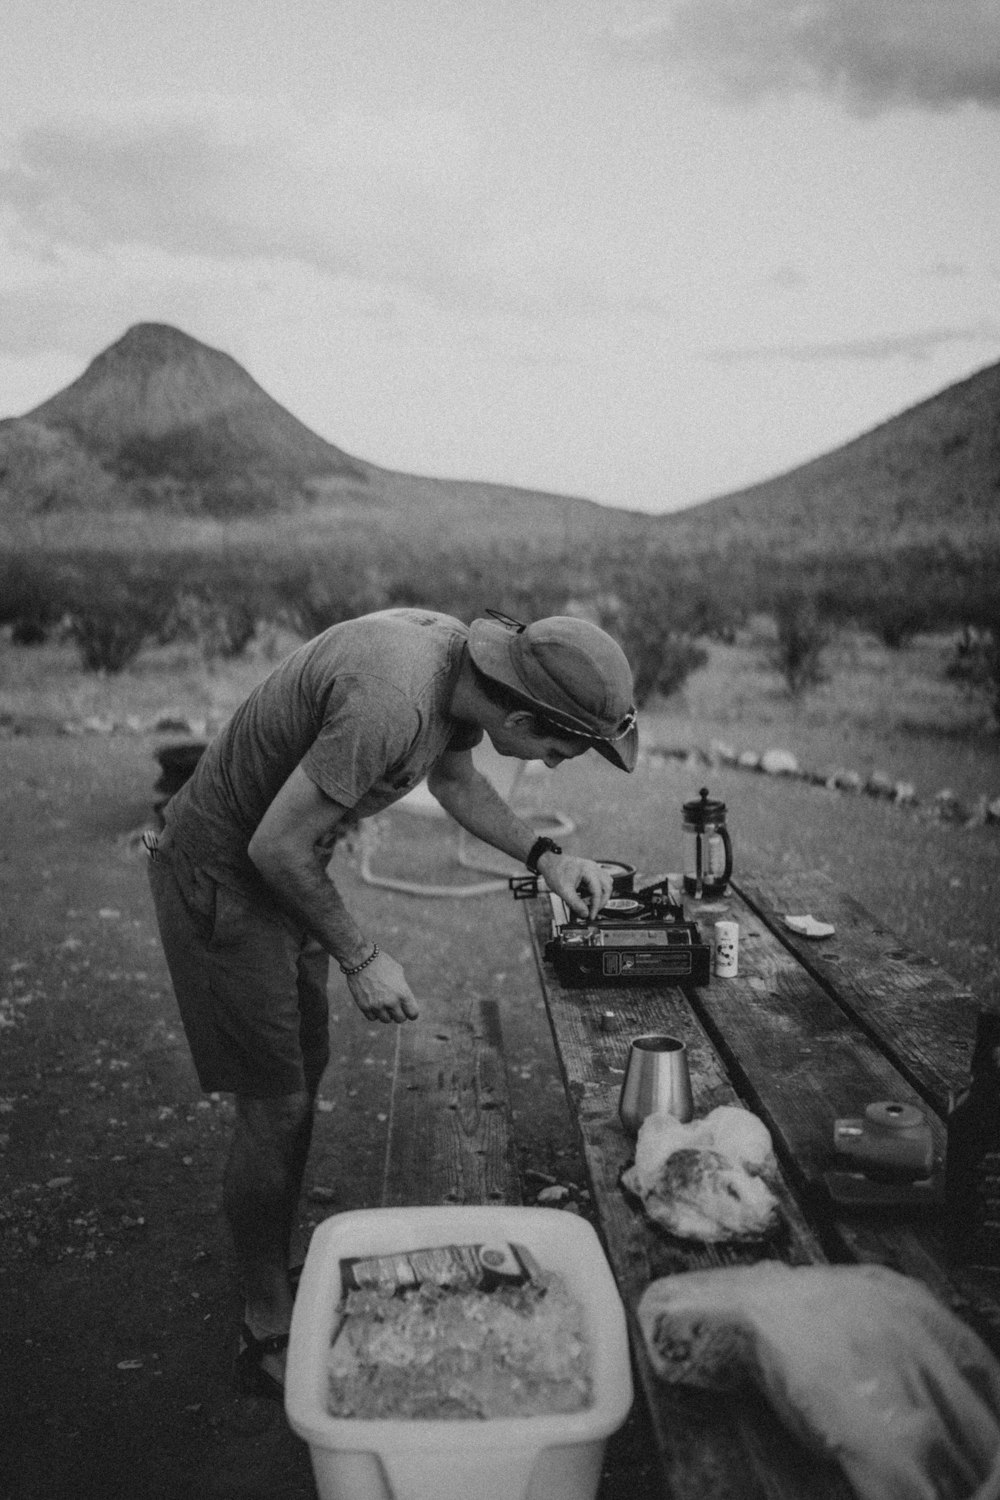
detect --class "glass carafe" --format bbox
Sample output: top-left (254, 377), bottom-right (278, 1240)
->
top-left (682, 787), bottom-right (733, 898)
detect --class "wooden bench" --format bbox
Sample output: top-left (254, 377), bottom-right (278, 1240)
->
top-left (379, 990), bottom-right (520, 1209)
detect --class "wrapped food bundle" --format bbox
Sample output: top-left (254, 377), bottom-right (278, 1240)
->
top-left (326, 1243), bottom-right (592, 1420)
top-left (622, 1104), bottom-right (779, 1242)
top-left (638, 1262), bottom-right (1000, 1500)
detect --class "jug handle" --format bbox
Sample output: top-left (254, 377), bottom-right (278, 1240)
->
top-left (720, 824), bottom-right (733, 887)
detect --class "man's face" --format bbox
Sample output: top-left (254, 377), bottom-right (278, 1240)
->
top-left (489, 712), bottom-right (590, 768)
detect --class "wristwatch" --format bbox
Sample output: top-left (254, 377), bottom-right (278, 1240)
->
top-left (526, 836), bottom-right (562, 873)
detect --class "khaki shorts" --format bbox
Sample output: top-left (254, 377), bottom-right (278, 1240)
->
top-left (146, 831), bottom-right (330, 1097)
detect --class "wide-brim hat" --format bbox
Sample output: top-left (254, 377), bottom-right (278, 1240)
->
top-left (468, 612), bottom-right (638, 772)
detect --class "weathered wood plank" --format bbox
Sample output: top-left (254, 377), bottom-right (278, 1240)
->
top-left (732, 866), bottom-right (981, 1115)
top-left (683, 893), bottom-right (949, 1184)
top-left (687, 888), bottom-right (1000, 1351)
top-left (524, 900), bottom-right (854, 1500)
top-left (380, 994), bottom-right (521, 1207)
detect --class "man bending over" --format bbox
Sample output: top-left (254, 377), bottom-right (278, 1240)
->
top-left (146, 607), bottom-right (638, 1399)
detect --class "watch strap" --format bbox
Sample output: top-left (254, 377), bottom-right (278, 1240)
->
top-left (526, 836), bottom-right (562, 873)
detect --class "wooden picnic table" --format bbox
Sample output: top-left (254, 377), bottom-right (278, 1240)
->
top-left (513, 867), bottom-right (1000, 1500)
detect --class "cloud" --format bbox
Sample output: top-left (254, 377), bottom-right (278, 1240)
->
top-left (707, 320), bottom-right (1000, 364)
top-left (0, 95), bottom-right (636, 324)
top-left (614, 0), bottom-right (1000, 113)
top-left (0, 113), bottom-right (675, 340)
top-left (0, 96), bottom-right (485, 284)
top-left (925, 260), bottom-right (968, 279)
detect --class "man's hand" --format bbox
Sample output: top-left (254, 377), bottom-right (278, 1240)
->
top-left (345, 949), bottom-right (420, 1025)
top-left (538, 852), bottom-right (613, 919)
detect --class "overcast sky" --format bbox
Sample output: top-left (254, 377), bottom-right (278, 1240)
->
top-left (2, 0), bottom-right (998, 513)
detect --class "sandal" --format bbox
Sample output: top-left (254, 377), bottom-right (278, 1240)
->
top-left (235, 1322), bottom-right (289, 1402)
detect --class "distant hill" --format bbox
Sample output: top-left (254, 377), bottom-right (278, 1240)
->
top-left (656, 358), bottom-right (1000, 557)
top-left (0, 323), bottom-right (632, 545)
top-left (0, 323), bottom-right (369, 522)
top-left (1, 322), bottom-right (997, 559)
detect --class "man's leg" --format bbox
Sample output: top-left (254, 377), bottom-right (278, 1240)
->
top-left (147, 849), bottom-right (330, 1388)
top-left (224, 1089), bottom-right (315, 1366)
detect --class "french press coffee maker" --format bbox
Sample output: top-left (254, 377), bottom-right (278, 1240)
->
top-left (682, 787), bottom-right (733, 898)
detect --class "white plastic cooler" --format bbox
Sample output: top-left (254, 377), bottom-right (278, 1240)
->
top-left (284, 1205), bottom-right (634, 1500)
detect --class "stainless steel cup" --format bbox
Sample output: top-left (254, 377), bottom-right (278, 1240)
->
top-left (619, 1034), bottom-right (694, 1135)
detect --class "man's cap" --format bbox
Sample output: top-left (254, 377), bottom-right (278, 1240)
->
top-left (468, 611), bottom-right (638, 772)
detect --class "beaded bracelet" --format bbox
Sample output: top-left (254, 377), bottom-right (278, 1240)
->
top-left (339, 943), bottom-right (380, 977)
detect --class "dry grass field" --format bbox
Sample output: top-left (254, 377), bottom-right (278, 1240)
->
top-left (662, 621), bottom-right (998, 803)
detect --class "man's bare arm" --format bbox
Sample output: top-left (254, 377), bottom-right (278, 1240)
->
top-left (427, 752), bottom-right (537, 863)
top-left (427, 751), bottom-right (613, 917)
top-left (247, 766), bottom-right (418, 1023)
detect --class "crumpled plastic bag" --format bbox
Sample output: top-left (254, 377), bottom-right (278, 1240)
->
top-left (622, 1105), bottom-right (780, 1242)
top-left (638, 1262), bottom-right (1000, 1500)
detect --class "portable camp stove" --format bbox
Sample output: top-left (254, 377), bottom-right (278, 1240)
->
top-left (510, 872), bottom-right (711, 987)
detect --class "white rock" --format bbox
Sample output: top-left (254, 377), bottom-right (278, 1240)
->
top-left (933, 789), bottom-right (966, 823)
top-left (894, 781), bottom-right (918, 804)
top-left (737, 750), bottom-right (761, 771)
top-left (966, 797), bottom-right (989, 828)
top-left (761, 748), bottom-right (799, 776)
top-left (710, 741), bottom-right (739, 766)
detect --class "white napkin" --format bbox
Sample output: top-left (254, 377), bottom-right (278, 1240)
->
top-left (783, 914), bottom-right (836, 939)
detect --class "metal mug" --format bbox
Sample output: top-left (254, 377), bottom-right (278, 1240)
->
top-left (619, 1034), bottom-right (694, 1135)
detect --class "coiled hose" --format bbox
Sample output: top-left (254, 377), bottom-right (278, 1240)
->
top-left (357, 765), bottom-right (575, 898)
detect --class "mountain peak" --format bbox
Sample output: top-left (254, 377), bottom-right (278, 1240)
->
top-left (28, 323), bottom-right (278, 441)
top-left (12, 322), bottom-right (367, 515)
top-left (106, 321), bottom-right (212, 360)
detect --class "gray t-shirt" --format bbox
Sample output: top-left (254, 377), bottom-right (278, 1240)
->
top-left (165, 608), bottom-right (480, 907)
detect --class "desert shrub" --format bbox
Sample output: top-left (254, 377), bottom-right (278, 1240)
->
top-left (583, 554), bottom-right (712, 707)
top-left (268, 539), bottom-right (573, 634)
top-left (66, 604), bottom-right (153, 673)
top-left (0, 553), bottom-right (66, 644)
top-left (60, 554), bottom-right (178, 672)
top-left (156, 548), bottom-right (286, 660)
top-left (373, 537), bottom-right (574, 626)
top-left (169, 591), bottom-right (261, 660)
top-left (114, 422), bottom-right (309, 518)
top-left (865, 592), bottom-right (933, 650)
top-left (269, 550), bottom-right (390, 638)
top-left (600, 597), bottom-right (708, 706)
top-left (771, 588), bottom-right (829, 697)
top-left (807, 544), bottom-right (1000, 644)
top-left (945, 624), bottom-right (1000, 727)
top-left (642, 634), bottom-right (709, 704)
